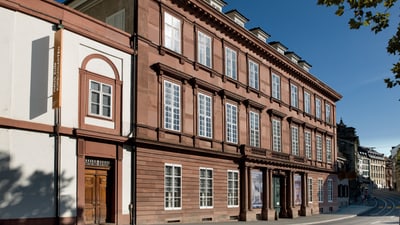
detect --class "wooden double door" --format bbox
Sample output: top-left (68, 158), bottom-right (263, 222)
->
top-left (85, 168), bottom-right (110, 224)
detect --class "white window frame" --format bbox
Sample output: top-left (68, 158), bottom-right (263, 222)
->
top-left (305, 130), bottom-right (312, 159)
top-left (304, 91), bottom-right (311, 114)
top-left (315, 97), bottom-right (321, 119)
top-left (249, 111), bottom-right (260, 147)
top-left (318, 178), bottom-right (324, 203)
top-left (198, 93), bottom-right (212, 138)
top-left (225, 47), bottom-right (237, 80)
top-left (165, 164), bottom-right (182, 210)
top-left (272, 119), bottom-right (281, 152)
top-left (164, 11), bottom-right (181, 53)
top-left (327, 179), bottom-right (333, 202)
top-left (291, 125), bottom-right (299, 156)
top-left (248, 60), bottom-right (259, 90)
top-left (164, 80), bottom-right (181, 131)
top-left (308, 177), bottom-right (313, 203)
top-left (227, 170), bottom-right (239, 207)
top-left (198, 31), bottom-right (212, 68)
top-left (272, 73), bottom-right (281, 100)
top-left (316, 134), bottom-right (322, 162)
top-left (200, 167), bottom-right (213, 208)
top-left (326, 137), bottom-right (332, 163)
top-left (226, 103), bottom-right (238, 143)
top-left (290, 84), bottom-right (298, 108)
top-left (325, 103), bottom-right (331, 123)
top-left (89, 80), bottom-right (112, 119)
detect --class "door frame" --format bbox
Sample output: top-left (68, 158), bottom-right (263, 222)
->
top-left (76, 139), bottom-right (124, 225)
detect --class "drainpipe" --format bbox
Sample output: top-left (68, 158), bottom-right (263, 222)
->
top-left (129, 0), bottom-right (138, 224)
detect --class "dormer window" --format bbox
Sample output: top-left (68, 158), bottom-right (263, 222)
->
top-left (249, 27), bottom-right (270, 43)
top-left (204, 0), bottom-right (226, 12)
top-left (285, 51), bottom-right (301, 64)
top-left (269, 41), bottom-right (288, 55)
top-left (299, 60), bottom-right (312, 72)
top-left (225, 10), bottom-right (249, 27)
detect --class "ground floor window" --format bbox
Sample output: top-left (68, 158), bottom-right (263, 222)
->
top-left (327, 179), bottom-right (333, 202)
top-left (200, 168), bottom-right (213, 208)
top-left (227, 170), bottom-right (239, 207)
top-left (308, 177), bottom-right (313, 203)
top-left (318, 178), bottom-right (324, 203)
top-left (165, 164), bottom-right (182, 209)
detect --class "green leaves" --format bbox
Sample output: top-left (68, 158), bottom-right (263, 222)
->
top-left (319, 0), bottom-right (400, 90)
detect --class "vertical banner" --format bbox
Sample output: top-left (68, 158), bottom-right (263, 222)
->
top-left (52, 29), bottom-right (62, 109)
top-left (251, 170), bottom-right (263, 208)
top-left (294, 174), bottom-right (302, 205)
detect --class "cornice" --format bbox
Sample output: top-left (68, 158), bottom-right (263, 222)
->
top-left (171, 0), bottom-right (342, 102)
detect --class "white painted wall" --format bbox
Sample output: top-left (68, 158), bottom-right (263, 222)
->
top-left (0, 129), bottom-right (55, 219)
top-left (0, 6), bottom-right (132, 220)
top-left (122, 148), bottom-right (132, 215)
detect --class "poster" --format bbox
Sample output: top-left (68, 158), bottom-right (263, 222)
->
top-left (251, 170), bottom-right (262, 208)
top-left (294, 174), bottom-right (302, 205)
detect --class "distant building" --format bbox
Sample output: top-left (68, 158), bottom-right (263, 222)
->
top-left (337, 119), bottom-right (360, 203)
top-left (385, 156), bottom-right (393, 190)
top-left (336, 151), bottom-right (349, 207)
top-left (367, 148), bottom-right (385, 188)
top-left (391, 144), bottom-right (400, 191)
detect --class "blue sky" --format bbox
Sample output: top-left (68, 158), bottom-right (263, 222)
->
top-left (224, 0), bottom-right (400, 156)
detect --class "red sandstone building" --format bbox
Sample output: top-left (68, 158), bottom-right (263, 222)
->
top-left (0, 0), bottom-right (342, 224)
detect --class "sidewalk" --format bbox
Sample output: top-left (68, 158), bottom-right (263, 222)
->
top-left (263, 204), bottom-right (375, 225)
top-left (171, 203), bottom-right (375, 225)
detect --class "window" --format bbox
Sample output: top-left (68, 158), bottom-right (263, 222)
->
top-left (272, 73), bottom-right (281, 100)
top-left (304, 91), bottom-right (311, 114)
top-left (327, 179), bottom-right (333, 202)
top-left (79, 54), bottom-right (121, 135)
top-left (316, 134), bottom-right (322, 161)
top-left (326, 137), bottom-right (332, 163)
top-left (164, 12), bottom-right (181, 53)
top-left (305, 131), bottom-right (312, 159)
top-left (249, 111), bottom-right (260, 147)
top-left (227, 170), bottom-right (239, 207)
top-left (291, 125), bottom-right (299, 155)
top-left (165, 164), bottom-right (182, 209)
top-left (248, 60), bottom-right (259, 90)
top-left (315, 97), bottom-right (321, 119)
top-left (308, 177), bottom-right (313, 202)
top-left (318, 178), bottom-right (324, 203)
top-left (272, 119), bottom-right (281, 152)
top-left (325, 103), bottom-right (331, 123)
top-left (164, 80), bottom-right (181, 131)
top-left (106, 9), bottom-right (125, 31)
top-left (198, 31), bottom-right (212, 68)
top-left (290, 84), bottom-right (298, 108)
top-left (89, 80), bottom-right (112, 118)
top-left (198, 93), bottom-right (212, 138)
top-left (200, 168), bottom-right (213, 208)
top-left (225, 47), bottom-right (237, 80)
top-left (226, 103), bottom-right (238, 143)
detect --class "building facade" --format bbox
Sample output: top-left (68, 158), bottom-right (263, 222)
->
top-left (0, 0), bottom-right (342, 224)
top-left (130, 0), bottom-right (341, 223)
